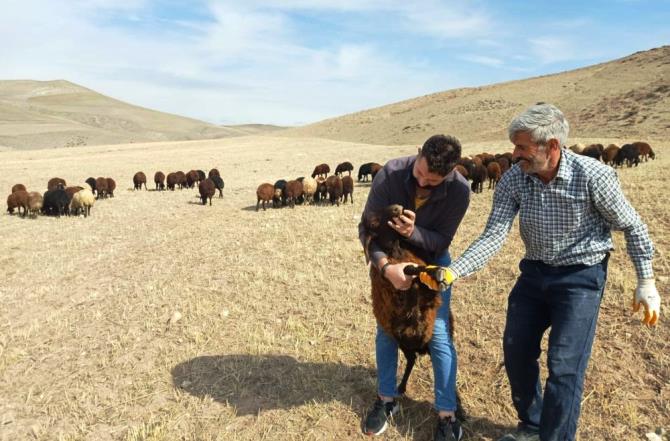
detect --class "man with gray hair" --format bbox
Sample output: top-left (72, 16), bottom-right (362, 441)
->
top-left (418, 103), bottom-right (660, 440)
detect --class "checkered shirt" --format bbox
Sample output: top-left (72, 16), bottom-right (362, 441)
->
top-left (451, 149), bottom-right (654, 279)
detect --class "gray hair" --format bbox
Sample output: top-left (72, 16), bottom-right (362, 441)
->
top-left (508, 103), bottom-right (569, 147)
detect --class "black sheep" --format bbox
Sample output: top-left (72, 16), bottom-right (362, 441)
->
top-left (210, 175), bottom-right (224, 198)
top-left (42, 189), bottom-right (71, 217)
top-left (85, 177), bottom-right (97, 195)
top-left (335, 161), bottom-right (354, 176)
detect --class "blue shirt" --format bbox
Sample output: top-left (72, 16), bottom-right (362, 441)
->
top-left (451, 149), bottom-right (654, 279)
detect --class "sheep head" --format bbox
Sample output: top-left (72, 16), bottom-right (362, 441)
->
top-left (364, 204), bottom-right (405, 260)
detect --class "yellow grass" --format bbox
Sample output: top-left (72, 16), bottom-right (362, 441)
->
top-left (0, 136), bottom-right (668, 440)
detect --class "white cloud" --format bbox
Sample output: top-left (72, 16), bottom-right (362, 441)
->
top-left (461, 54), bottom-right (504, 67)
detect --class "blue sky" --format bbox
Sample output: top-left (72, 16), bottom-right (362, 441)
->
top-left (2, 0), bottom-right (669, 126)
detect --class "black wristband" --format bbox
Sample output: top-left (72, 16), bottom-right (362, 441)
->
top-left (380, 262), bottom-right (391, 278)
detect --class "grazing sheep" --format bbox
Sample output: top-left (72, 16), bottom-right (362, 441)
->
top-left (208, 168), bottom-right (220, 179)
top-left (283, 180), bottom-right (304, 208)
top-left (196, 170), bottom-right (206, 182)
top-left (256, 183), bottom-right (274, 211)
top-left (370, 163), bottom-right (383, 181)
top-left (27, 192), bottom-right (43, 217)
top-left (64, 186), bottom-right (84, 200)
top-left (85, 177), bottom-right (97, 195)
top-left (581, 144), bottom-right (604, 161)
top-left (457, 158), bottom-right (475, 178)
top-left (569, 143), bottom-right (585, 154)
top-left (335, 161), bottom-right (354, 176)
top-left (106, 178), bottom-right (116, 197)
top-left (616, 144), bottom-right (640, 167)
top-left (175, 171), bottom-right (187, 189)
top-left (470, 164), bottom-right (487, 194)
top-left (198, 179), bottom-right (216, 205)
top-left (314, 176), bottom-right (328, 204)
top-left (70, 188), bottom-right (95, 217)
top-left (47, 177), bottom-right (66, 191)
top-left (7, 190), bottom-right (29, 216)
top-left (325, 175), bottom-right (343, 206)
top-left (358, 162), bottom-right (375, 182)
top-left (166, 172), bottom-right (178, 191)
top-left (362, 204), bottom-right (460, 406)
top-left (311, 163), bottom-right (330, 179)
top-left (633, 141), bottom-right (655, 161)
top-left (11, 184), bottom-right (26, 193)
top-left (42, 188), bottom-right (71, 217)
top-left (495, 156), bottom-right (511, 174)
top-left (301, 177), bottom-right (318, 205)
top-left (210, 175), bottom-right (224, 198)
top-left (133, 172), bottom-right (148, 190)
top-left (95, 177), bottom-right (108, 199)
top-left (602, 144), bottom-right (620, 166)
top-left (341, 176), bottom-right (354, 204)
top-left (154, 171), bottom-right (166, 190)
top-left (486, 161), bottom-right (502, 190)
top-left (273, 179), bottom-right (287, 208)
top-left (453, 165), bottom-right (468, 179)
top-left (186, 170), bottom-right (199, 189)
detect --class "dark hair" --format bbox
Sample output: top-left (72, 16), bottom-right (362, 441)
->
top-left (419, 134), bottom-right (461, 176)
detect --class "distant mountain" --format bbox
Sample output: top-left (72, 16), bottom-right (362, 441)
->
top-left (281, 46), bottom-right (670, 145)
top-left (0, 80), bottom-right (284, 150)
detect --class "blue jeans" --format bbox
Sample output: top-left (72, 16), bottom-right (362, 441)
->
top-left (375, 252), bottom-right (457, 412)
top-left (504, 257), bottom-right (608, 441)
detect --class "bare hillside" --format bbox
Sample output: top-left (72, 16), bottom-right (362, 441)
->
top-left (0, 80), bottom-right (284, 150)
top-left (282, 46), bottom-right (670, 145)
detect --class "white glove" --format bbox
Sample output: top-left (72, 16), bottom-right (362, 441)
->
top-left (633, 278), bottom-right (661, 326)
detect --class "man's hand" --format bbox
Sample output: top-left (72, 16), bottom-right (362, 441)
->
top-left (413, 265), bottom-right (459, 291)
top-left (633, 278), bottom-right (661, 326)
top-left (388, 209), bottom-right (416, 238)
top-left (382, 262), bottom-right (417, 290)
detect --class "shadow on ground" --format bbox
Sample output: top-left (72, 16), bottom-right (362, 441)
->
top-left (171, 354), bottom-right (513, 440)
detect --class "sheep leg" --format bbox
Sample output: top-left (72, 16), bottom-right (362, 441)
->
top-left (397, 349), bottom-right (417, 395)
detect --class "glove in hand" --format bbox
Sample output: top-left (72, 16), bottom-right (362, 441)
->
top-left (633, 278), bottom-right (661, 326)
top-left (403, 265), bottom-right (458, 291)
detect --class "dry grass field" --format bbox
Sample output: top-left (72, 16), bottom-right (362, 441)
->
top-left (0, 136), bottom-right (668, 441)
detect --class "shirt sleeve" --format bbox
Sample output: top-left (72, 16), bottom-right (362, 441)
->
top-left (450, 173), bottom-right (519, 277)
top-left (590, 168), bottom-right (654, 279)
top-left (358, 166), bottom-right (392, 266)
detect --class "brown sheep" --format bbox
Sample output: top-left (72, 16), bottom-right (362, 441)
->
top-left (256, 183), bottom-right (275, 211)
top-left (581, 144), bottom-right (604, 161)
top-left (95, 177), bottom-right (108, 199)
top-left (65, 186), bottom-right (84, 200)
top-left (198, 179), bottom-right (216, 205)
top-left (208, 168), bottom-right (220, 179)
top-left (47, 177), bottom-right (66, 191)
top-left (106, 178), bottom-right (116, 198)
top-left (283, 180), bottom-right (304, 208)
top-left (568, 143), bottom-right (585, 154)
top-left (602, 144), bottom-right (620, 166)
top-left (370, 163), bottom-right (383, 181)
top-left (314, 176), bottom-right (327, 204)
top-left (133, 172), bottom-right (148, 190)
top-left (341, 176), bottom-right (354, 204)
top-left (311, 163), bottom-right (330, 179)
top-left (154, 171), bottom-right (166, 190)
top-left (486, 161), bottom-right (502, 190)
top-left (470, 164), bottom-right (487, 193)
top-left (27, 192), bottom-right (43, 217)
top-left (11, 184), bottom-right (27, 193)
top-left (326, 175), bottom-right (343, 206)
top-left (633, 141), bottom-right (655, 161)
top-left (362, 204), bottom-right (461, 411)
top-left (7, 190), bottom-right (29, 216)
top-left (335, 161), bottom-right (354, 176)
top-left (175, 171), bottom-right (187, 189)
top-left (496, 156), bottom-right (511, 174)
top-left (166, 172), bottom-right (178, 191)
top-left (186, 170), bottom-right (199, 189)
top-left (453, 165), bottom-right (468, 179)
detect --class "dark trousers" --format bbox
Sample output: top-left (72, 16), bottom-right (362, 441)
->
top-left (503, 257), bottom-right (608, 441)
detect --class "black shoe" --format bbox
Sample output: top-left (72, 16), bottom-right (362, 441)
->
top-left (434, 417), bottom-right (463, 441)
top-left (362, 397), bottom-right (399, 436)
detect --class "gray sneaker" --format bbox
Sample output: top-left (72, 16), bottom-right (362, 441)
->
top-left (363, 397), bottom-right (400, 436)
top-left (497, 427), bottom-right (540, 441)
